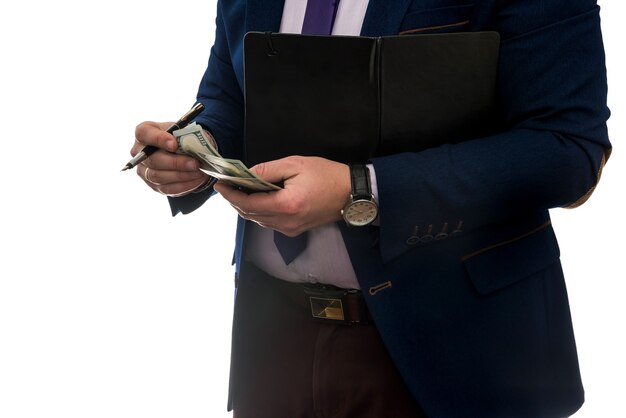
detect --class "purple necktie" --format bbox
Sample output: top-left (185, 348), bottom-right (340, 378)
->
top-left (301, 0), bottom-right (341, 35)
top-left (273, 0), bottom-right (341, 265)
top-left (274, 231), bottom-right (308, 265)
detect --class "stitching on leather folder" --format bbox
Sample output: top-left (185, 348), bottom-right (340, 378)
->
top-left (399, 20), bottom-right (469, 35)
top-left (460, 220), bottom-right (552, 262)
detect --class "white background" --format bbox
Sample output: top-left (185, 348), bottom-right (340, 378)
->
top-left (0, 1), bottom-right (623, 417)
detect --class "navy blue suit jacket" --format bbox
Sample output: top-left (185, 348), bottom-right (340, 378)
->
top-left (170, 1), bottom-right (611, 416)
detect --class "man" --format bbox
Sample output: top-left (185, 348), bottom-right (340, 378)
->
top-left (131, 0), bottom-right (611, 417)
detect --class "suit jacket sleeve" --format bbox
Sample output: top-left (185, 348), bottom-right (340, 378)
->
top-left (371, 0), bottom-right (611, 263)
top-left (167, 2), bottom-right (245, 216)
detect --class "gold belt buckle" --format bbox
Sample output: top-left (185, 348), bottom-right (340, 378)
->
top-left (309, 296), bottom-right (345, 321)
top-left (304, 287), bottom-right (348, 322)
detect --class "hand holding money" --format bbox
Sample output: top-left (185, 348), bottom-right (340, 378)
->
top-left (214, 156), bottom-right (351, 236)
top-left (173, 123), bottom-right (281, 192)
top-left (131, 120), bottom-right (209, 197)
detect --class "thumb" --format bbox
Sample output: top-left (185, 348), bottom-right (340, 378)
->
top-left (250, 157), bottom-right (300, 183)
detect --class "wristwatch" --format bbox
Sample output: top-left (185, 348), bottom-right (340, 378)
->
top-left (342, 164), bottom-right (379, 226)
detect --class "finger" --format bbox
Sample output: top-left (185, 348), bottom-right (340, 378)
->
top-left (244, 216), bottom-right (279, 230)
top-left (144, 166), bottom-right (152, 184)
top-left (138, 165), bottom-right (159, 193)
top-left (216, 182), bottom-right (295, 222)
top-left (249, 156), bottom-right (302, 183)
top-left (133, 121), bottom-right (177, 155)
top-left (254, 221), bottom-right (278, 230)
top-left (229, 203), bottom-right (248, 219)
top-left (213, 182), bottom-right (258, 212)
top-left (140, 166), bottom-right (209, 195)
top-left (141, 166), bottom-right (207, 186)
top-left (156, 178), bottom-right (212, 197)
top-left (142, 150), bottom-right (200, 172)
top-left (228, 202), bottom-right (278, 228)
top-left (140, 165), bottom-right (152, 184)
top-left (215, 182), bottom-right (307, 234)
top-left (213, 181), bottom-right (251, 206)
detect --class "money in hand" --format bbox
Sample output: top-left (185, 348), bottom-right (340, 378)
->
top-left (173, 123), bottom-right (281, 192)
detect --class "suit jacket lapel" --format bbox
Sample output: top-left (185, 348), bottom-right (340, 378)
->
top-left (361, 0), bottom-right (414, 36)
top-left (246, 0), bottom-right (285, 33)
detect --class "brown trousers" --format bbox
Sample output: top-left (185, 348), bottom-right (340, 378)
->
top-left (229, 264), bottom-right (427, 418)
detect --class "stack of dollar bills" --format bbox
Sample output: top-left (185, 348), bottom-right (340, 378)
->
top-left (173, 123), bottom-right (281, 192)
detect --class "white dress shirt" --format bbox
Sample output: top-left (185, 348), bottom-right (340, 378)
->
top-left (280, 0), bottom-right (369, 35)
top-left (244, 0), bottom-right (371, 290)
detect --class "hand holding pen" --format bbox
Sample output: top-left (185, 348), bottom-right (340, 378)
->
top-left (122, 102), bottom-right (205, 171)
top-left (126, 103), bottom-right (212, 196)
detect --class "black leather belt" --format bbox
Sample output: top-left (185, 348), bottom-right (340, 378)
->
top-left (241, 263), bottom-right (373, 326)
top-left (303, 283), bottom-right (373, 325)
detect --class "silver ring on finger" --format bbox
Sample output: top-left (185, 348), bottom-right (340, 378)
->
top-left (145, 167), bottom-right (152, 183)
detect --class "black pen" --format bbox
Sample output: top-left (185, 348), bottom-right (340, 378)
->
top-left (121, 102), bottom-right (205, 171)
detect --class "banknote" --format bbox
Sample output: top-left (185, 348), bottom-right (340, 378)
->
top-left (173, 123), bottom-right (220, 160)
top-left (204, 171), bottom-right (282, 192)
top-left (196, 152), bottom-right (281, 191)
top-left (201, 154), bottom-right (255, 178)
top-left (173, 123), bottom-right (281, 192)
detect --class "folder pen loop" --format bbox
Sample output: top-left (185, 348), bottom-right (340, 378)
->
top-left (265, 32), bottom-right (279, 57)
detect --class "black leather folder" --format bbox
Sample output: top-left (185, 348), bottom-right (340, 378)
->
top-left (243, 31), bottom-right (500, 166)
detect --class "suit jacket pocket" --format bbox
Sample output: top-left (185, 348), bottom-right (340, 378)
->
top-left (462, 221), bottom-right (561, 295)
top-left (399, 4), bottom-right (475, 35)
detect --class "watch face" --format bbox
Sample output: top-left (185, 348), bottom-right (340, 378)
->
top-left (344, 199), bottom-right (378, 226)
